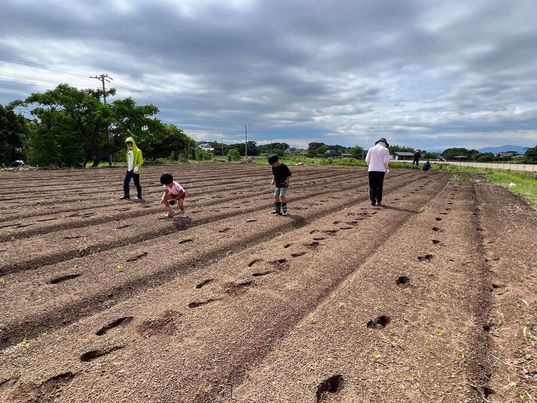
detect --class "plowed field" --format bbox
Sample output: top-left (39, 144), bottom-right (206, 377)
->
top-left (0, 164), bottom-right (536, 402)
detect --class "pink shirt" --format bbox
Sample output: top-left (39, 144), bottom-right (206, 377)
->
top-left (163, 181), bottom-right (184, 196)
top-left (365, 144), bottom-right (390, 172)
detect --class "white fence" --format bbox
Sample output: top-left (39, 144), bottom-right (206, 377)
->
top-left (395, 160), bottom-right (537, 172)
top-left (436, 161), bottom-right (537, 172)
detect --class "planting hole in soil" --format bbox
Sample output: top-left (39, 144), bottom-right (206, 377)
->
top-left (271, 259), bottom-right (288, 268)
top-left (396, 276), bottom-right (410, 286)
top-left (483, 324), bottom-right (492, 332)
top-left (307, 241), bottom-right (320, 249)
top-left (246, 219), bottom-right (257, 223)
top-left (195, 279), bottom-right (214, 289)
top-left (248, 259), bottom-right (261, 267)
top-left (126, 252), bottom-right (148, 262)
top-left (418, 254), bottom-right (434, 262)
top-left (136, 310), bottom-right (180, 337)
top-left (252, 271), bottom-right (273, 277)
top-left (432, 227), bottom-right (442, 232)
top-left (432, 239), bottom-right (440, 245)
top-left (179, 238), bottom-right (193, 244)
top-left (316, 374), bottom-right (344, 401)
top-left (484, 387), bottom-right (495, 398)
top-left (367, 315), bottom-right (391, 329)
top-left (322, 229), bottom-right (338, 235)
top-left (283, 243), bottom-right (292, 248)
top-left (116, 224), bottom-right (129, 229)
top-left (49, 273), bottom-right (81, 284)
top-left (80, 346), bottom-right (123, 362)
top-left (312, 237), bottom-right (326, 241)
top-left (96, 316), bottom-right (134, 336)
top-left (435, 217), bottom-right (442, 221)
top-left (340, 226), bottom-right (352, 230)
top-left (188, 299), bottom-right (217, 308)
top-left (225, 280), bottom-right (255, 295)
top-left (219, 228), bottom-right (231, 233)
top-left (63, 235), bottom-right (82, 240)
top-left (291, 252), bottom-right (306, 258)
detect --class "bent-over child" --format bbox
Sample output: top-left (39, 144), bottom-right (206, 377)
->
top-left (160, 173), bottom-right (186, 218)
top-left (268, 154), bottom-right (292, 216)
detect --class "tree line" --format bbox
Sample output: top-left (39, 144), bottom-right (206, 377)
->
top-left (0, 84), bottom-right (211, 167)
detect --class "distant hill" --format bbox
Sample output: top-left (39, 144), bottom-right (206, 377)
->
top-left (478, 145), bottom-right (528, 154)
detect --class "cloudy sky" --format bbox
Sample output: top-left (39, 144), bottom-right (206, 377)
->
top-left (1, 0), bottom-right (537, 150)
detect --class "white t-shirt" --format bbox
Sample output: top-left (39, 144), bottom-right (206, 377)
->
top-left (365, 144), bottom-right (390, 172)
top-left (127, 150), bottom-right (133, 171)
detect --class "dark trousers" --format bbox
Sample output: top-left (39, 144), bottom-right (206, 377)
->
top-left (413, 158), bottom-right (420, 167)
top-left (123, 171), bottom-right (142, 198)
top-left (368, 171), bottom-right (385, 204)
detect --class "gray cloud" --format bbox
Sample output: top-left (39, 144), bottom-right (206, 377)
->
top-left (1, 0), bottom-right (536, 149)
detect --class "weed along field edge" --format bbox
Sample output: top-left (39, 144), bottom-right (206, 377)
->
top-left (0, 163), bottom-right (536, 402)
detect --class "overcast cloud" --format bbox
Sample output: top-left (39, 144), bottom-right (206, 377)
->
top-left (1, 0), bottom-right (536, 150)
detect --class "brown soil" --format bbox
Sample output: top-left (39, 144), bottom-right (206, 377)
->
top-left (0, 164), bottom-right (535, 402)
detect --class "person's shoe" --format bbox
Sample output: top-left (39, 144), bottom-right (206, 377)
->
top-left (271, 208), bottom-right (280, 214)
top-left (120, 195), bottom-right (130, 200)
top-left (136, 196), bottom-right (144, 202)
top-left (167, 211), bottom-right (175, 218)
top-left (371, 201), bottom-right (376, 206)
top-left (281, 208), bottom-right (288, 216)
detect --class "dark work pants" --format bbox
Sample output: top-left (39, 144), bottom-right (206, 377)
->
top-left (123, 171), bottom-right (142, 198)
top-left (368, 171), bottom-right (385, 204)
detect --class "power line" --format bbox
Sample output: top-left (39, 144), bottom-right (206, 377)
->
top-left (0, 55), bottom-right (92, 78)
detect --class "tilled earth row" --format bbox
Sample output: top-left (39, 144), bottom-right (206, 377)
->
top-left (0, 164), bottom-right (536, 402)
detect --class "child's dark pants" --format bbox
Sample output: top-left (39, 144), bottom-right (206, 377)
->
top-left (123, 171), bottom-right (142, 198)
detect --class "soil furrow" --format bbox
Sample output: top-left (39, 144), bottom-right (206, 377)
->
top-left (0, 172), bottom-right (428, 349)
top-left (0, 169), bottom-right (359, 232)
top-left (0, 174), bottom-right (446, 402)
top-left (0, 171), bottom-right (412, 275)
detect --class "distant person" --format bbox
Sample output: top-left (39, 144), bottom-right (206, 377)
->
top-left (423, 161), bottom-right (431, 171)
top-left (412, 149), bottom-right (422, 168)
top-left (365, 137), bottom-right (390, 206)
top-left (121, 137), bottom-right (143, 200)
top-left (268, 154), bottom-right (292, 216)
top-left (160, 173), bottom-right (187, 218)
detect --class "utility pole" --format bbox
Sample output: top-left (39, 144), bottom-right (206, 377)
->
top-left (90, 74), bottom-right (113, 166)
top-left (244, 125), bottom-right (248, 158)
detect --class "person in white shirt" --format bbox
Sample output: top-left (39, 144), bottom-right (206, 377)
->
top-left (365, 137), bottom-right (390, 206)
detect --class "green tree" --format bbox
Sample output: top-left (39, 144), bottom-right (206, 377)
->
top-left (20, 84), bottom-right (108, 166)
top-left (524, 146), bottom-right (537, 164)
top-left (228, 148), bottom-right (241, 161)
top-left (0, 104), bottom-right (28, 165)
top-left (348, 146), bottom-right (365, 159)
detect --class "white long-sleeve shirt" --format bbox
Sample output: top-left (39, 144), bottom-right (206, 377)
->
top-left (127, 150), bottom-right (133, 171)
top-left (365, 143), bottom-right (390, 172)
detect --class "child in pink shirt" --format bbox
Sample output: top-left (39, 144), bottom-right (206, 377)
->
top-left (160, 173), bottom-right (186, 218)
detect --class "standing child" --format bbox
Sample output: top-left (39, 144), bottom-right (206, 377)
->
top-left (160, 173), bottom-right (187, 218)
top-left (121, 137), bottom-right (143, 200)
top-left (268, 154), bottom-right (292, 216)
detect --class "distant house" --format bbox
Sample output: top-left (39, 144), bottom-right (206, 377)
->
top-left (394, 152), bottom-right (414, 161)
top-left (324, 149), bottom-right (339, 157)
top-left (199, 143), bottom-right (214, 152)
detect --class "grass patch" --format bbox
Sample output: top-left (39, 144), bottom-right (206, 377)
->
top-left (486, 171), bottom-right (537, 207)
top-left (428, 163), bottom-right (537, 208)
